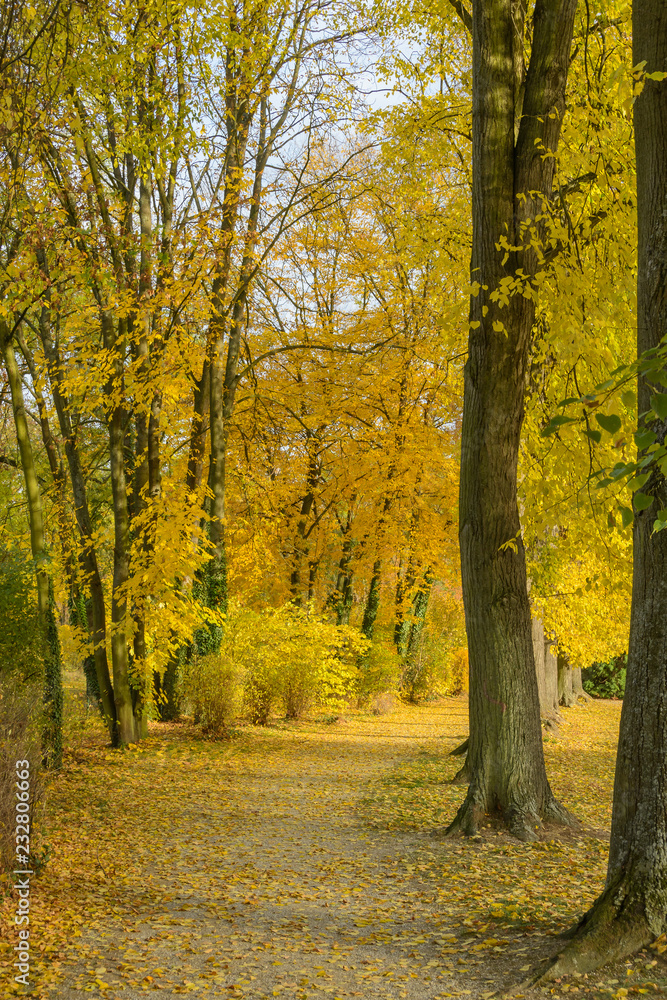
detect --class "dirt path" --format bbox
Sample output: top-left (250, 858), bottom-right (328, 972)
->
top-left (6, 698), bottom-right (665, 999)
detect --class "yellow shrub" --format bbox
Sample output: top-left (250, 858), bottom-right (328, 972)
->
top-left (183, 602), bottom-right (370, 726)
top-left (449, 646), bottom-right (469, 694)
top-left (186, 652), bottom-right (241, 735)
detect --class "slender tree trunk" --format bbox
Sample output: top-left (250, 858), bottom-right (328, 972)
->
top-left (361, 559), bottom-right (381, 639)
top-left (35, 298), bottom-right (118, 742)
top-left (103, 315), bottom-right (135, 745)
top-left (335, 555), bottom-right (354, 625)
top-left (290, 433), bottom-right (320, 604)
top-left (1, 319), bottom-right (63, 768)
top-left (157, 356), bottom-right (211, 721)
top-left (400, 569), bottom-right (434, 703)
top-left (537, 1), bottom-right (667, 978)
top-left (394, 476), bottom-right (423, 654)
top-left (450, 0), bottom-right (577, 840)
top-left (326, 504), bottom-right (356, 625)
top-left (405, 569), bottom-right (433, 662)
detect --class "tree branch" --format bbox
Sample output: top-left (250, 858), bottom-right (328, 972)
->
top-left (447, 0), bottom-right (472, 33)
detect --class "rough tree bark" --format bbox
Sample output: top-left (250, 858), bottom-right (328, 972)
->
top-left (532, 620), bottom-right (559, 719)
top-left (449, 0), bottom-right (578, 840)
top-left (535, 0), bottom-right (667, 978)
top-left (557, 653), bottom-right (577, 707)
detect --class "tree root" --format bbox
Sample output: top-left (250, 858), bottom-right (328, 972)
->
top-left (450, 758), bottom-right (470, 785)
top-left (516, 882), bottom-right (654, 988)
top-left (445, 785), bottom-right (578, 841)
top-left (450, 737), bottom-right (469, 756)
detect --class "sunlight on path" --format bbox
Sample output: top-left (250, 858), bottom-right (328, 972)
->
top-left (2, 699), bottom-right (624, 1000)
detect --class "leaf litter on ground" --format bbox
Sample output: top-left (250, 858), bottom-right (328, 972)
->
top-left (2, 698), bottom-right (666, 1000)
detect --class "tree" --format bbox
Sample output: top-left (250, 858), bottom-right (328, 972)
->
top-left (449, 0), bottom-right (578, 840)
top-left (1, 318), bottom-right (63, 768)
top-left (535, 2), bottom-right (667, 978)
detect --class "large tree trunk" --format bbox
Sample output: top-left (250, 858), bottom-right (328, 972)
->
top-left (449, 0), bottom-right (577, 840)
top-left (536, 0), bottom-right (667, 979)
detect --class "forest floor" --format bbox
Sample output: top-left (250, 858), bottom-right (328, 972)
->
top-left (2, 696), bottom-right (667, 1000)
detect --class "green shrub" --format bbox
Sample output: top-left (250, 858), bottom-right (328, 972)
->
top-left (0, 551), bottom-right (42, 686)
top-left (582, 655), bottom-right (626, 699)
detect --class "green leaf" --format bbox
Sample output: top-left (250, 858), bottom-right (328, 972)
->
top-left (620, 506), bottom-right (634, 528)
top-left (634, 492), bottom-right (655, 511)
top-left (650, 392), bottom-right (667, 419)
top-left (610, 462), bottom-right (635, 480)
top-left (583, 428), bottom-right (602, 443)
top-left (558, 396), bottom-right (580, 406)
top-left (627, 473), bottom-right (650, 491)
top-left (541, 415), bottom-right (577, 436)
top-left (635, 428), bottom-right (657, 450)
top-left (595, 413), bottom-right (622, 435)
top-left (621, 389), bottom-right (636, 409)
top-left (595, 477), bottom-right (613, 489)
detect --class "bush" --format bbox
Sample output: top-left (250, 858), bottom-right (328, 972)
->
top-left (449, 646), bottom-right (469, 694)
top-left (181, 602), bottom-right (369, 728)
top-left (357, 638), bottom-right (401, 704)
top-left (582, 654), bottom-right (626, 699)
top-left (240, 604), bottom-right (369, 723)
top-left (0, 681), bottom-right (45, 881)
top-left (401, 634), bottom-right (469, 703)
top-left (0, 551), bottom-right (42, 685)
top-left (185, 652), bottom-right (241, 735)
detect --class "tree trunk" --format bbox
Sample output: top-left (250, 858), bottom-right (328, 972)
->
top-left (532, 620), bottom-right (559, 718)
top-left (557, 653), bottom-right (577, 707)
top-left (571, 665), bottom-right (589, 701)
top-left (394, 496), bottom-right (421, 655)
top-left (289, 433), bottom-right (320, 605)
top-left (536, 0), bottom-right (667, 978)
top-left (405, 569), bottom-right (433, 662)
top-left (1, 320), bottom-right (63, 768)
top-left (103, 315), bottom-right (135, 746)
top-left (35, 297), bottom-right (118, 743)
top-left (449, 0), bottom-right (577, 840)
top-left (361, 560), bottom-right (381, 639)
top-left (532, 617), bottom-right (547, 709)
top-left (331, 507), bottom-right (355, 625)
top-left (207, 96), bottom-right (268, 630)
